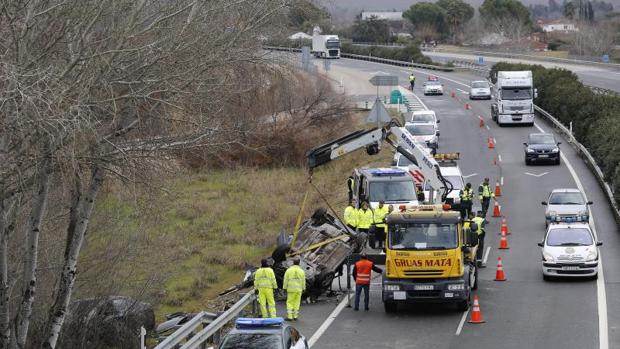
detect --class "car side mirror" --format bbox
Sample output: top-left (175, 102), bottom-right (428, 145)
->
top-left (597, 241), bottom-right (603, 246)
top-left (537, 241), bottom-right (544, 247)
top-left (541, 201), bottom-right (547, 205)
top-left (437, 119), bottom-right (441, 123)
top-left (557, 142), bottom-right (562, 145)
top-left (534, 88), bottom-right (538, 98)
top-left (587, 201), bottom-right (593, 205)
top-left (523, 142), bottom-right (528, 146)
top-left (436, 131), bottom-right (441, 136)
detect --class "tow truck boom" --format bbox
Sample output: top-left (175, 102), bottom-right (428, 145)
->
top-left (306, 120), bottom-right (453, 203)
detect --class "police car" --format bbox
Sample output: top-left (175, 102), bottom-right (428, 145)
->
top-left (538, 218), bottom-right (602, 281)
top-left (217, 318), bottom-right (308, 349)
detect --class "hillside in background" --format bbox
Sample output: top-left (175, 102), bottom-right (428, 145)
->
top-left (319, 0), bottom-right (619, 21)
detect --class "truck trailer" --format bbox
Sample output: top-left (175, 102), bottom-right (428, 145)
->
top-left (311, 34), bottom-right (340, 59)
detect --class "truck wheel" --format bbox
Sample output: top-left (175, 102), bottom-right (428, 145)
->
top-left (384, 301), bottom-right (398, 313)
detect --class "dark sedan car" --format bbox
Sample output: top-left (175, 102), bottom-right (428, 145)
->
top-left (524, 133), bottom-right (561, 165)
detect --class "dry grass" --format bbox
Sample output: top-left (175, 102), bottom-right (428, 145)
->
top-left (77, 110), bottom-right (395, 320)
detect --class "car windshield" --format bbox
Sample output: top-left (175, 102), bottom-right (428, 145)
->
top-left (390, 223), bottom-right (458, 250)
top-left (549, 192), bottom-right (585, 205)
top-left (326, 40), bottom-right (340, 49)
top-left (423, 175), bottom-right (463, 190)
top-left (406, 124), bottom-right (435, 136)
top-left (411, 113), bottom-right (435, 122)
top-left (219, 333), bottom-right (283, 349)
top-left (369, 180), bottom-right (416, 202)
top-left (529, 134), bottom-right (555, 144)
top-left (427, 81), bottom-right (441, 86)
top-left (472, 82), bottom-right (489, 88)
top-left (546, 228), bottom-right (593, 246)
top-left (397, 155), bottom-right (418, 167)
top-left (501, 87), bottom-right (532, 100)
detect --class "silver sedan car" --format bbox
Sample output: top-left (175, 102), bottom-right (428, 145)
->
top-left (541, 188), bottom-right (592, 227)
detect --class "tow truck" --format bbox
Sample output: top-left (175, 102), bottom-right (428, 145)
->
top-left (306, 120), bottom-right (480, 311)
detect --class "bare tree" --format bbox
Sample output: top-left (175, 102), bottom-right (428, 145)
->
top-left (572, 23), bottom-right (616, 56)
top-left (0, 0), bottom-right (295, 347)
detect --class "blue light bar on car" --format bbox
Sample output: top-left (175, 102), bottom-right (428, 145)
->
top-left (235, 317), bottom-right (284, 328)
top-left (553, 216), bottom-right (584, 223)
top-left (369, 169), bottom-right (406, 177)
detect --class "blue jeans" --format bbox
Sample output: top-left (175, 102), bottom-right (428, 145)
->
top-left (354, 284), bottom-right (370, 310)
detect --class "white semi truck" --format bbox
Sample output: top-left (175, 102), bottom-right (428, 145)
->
top-left (311, 27), bottom-right (340, 59)
top-left (491, 71), bottom-right (537, 126)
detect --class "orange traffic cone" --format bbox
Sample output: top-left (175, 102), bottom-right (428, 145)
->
top-left (495, 257), bottom-right (507, 281)
top-left (468, 295), bottom-right (485, 323)
top-left (495, 181), bottom-right (502, 197)
top-left (479, 116), bottom-right (485, 128)
top-left (499, 230), bottom-right (510, 249)
top-left (451, 91), bottom-right (456, 98)
top-left (487, 137), bottom-right (495, 149)
top-left (465, 103), bottom-right (471, 110)
top-left (500, 218), bottom-right (510, 235)
top-left (492, 201), bottom-right (501, 217)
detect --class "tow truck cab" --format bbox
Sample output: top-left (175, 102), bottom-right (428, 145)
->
top-left (382, 205), bottom-right (479, 312)
top-left (352, 168), bottom-right (418, 209)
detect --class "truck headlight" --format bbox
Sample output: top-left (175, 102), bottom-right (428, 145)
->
top-left (448, 284), bottom-right (465, 291)
top-left (543, 251), bottom-right (554, 262)
top-left (384, 284), bottom-right (401, 291)
top-left (586, 251), bottom-right (598, 262)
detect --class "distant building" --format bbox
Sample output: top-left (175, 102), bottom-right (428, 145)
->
top-left (289, 32), bottom-right (312, 40)
top-left (542, 22), bottom-right (577, 33)
top-left (361, 11), bottom-right (403, 21)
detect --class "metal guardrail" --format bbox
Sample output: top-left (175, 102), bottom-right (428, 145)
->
top-left (263, 46), bottom-right (454, 72)
top-left (154, 291), bottom-right (256, 349)
top-left (535, 105), bottom-right (620, 226)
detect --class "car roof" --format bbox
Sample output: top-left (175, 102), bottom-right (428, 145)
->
top-left (439, 166), bottom-right (462, 176)
top-left (412, 110), bottom-right (436, 115)
top-left (550, 188), bottom-right (581, 193)
top-left (547, 222), bottom-right (592, 232)
top-left (405, 121), bottom-right (435, 127)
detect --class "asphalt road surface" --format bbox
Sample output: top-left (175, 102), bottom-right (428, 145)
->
top-left (422, 50), bottom-right (620, 93)
top-left (283, 56), bottom-right (620, 349)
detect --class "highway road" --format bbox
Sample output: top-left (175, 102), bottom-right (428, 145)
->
top-left (285, 57), bottom-right (620, 349)
top-left (422, 50), bottom-right (620, 93)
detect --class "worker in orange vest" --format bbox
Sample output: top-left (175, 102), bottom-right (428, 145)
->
top-left (352, 253), bottom-right (383, 311)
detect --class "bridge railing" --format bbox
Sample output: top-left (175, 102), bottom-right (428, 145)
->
top-left (154, 291), bottom-right (256, 349)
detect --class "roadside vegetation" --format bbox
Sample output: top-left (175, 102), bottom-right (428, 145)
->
top-left (489, 62), bottom-right (620, 203)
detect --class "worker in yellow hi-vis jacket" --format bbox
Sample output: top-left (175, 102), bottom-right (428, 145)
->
top-left (283, 257), bottom-right (306, 321)
top-left (254, 259), bottom-right (278, 318)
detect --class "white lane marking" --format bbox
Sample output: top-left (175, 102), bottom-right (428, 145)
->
top-left (482, 246), bottom-right (491, 265)
top-left (497, 154), bottom-right (502, 162)
top-left (463, 173), bottom-right (478, 178)
top-left (455, 309), bottom-right (470, 335)
top-left (308, 295), bottom-right (348, 348)
top-left (486, 125), bottom-right (490, 130)
top-left (534, 122), bottom-right (608, 349)
top-left (493, 138), bottom-right (497, 144)
top-left (500, 176), bottom-right (504, 186)
top-left (524, 171), bottom-right (549, 177)
top-left (457, 88), bottom-right (468, 94)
